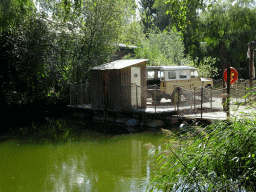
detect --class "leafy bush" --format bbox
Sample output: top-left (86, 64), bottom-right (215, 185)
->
top-left (197, 57), bottom-right (219, 78)
top-left (187, 56), bottom-right (218, 79)
top-left (135, 30), bottom-right (186, 66)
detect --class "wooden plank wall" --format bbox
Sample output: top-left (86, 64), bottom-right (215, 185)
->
top-left (91, 60), bottom-right (147, 111)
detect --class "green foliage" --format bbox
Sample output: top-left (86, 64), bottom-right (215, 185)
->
top-left (151, 0), bottom-right (171, 32)
top-left (0, 0), bottom-right (36, 32)
top-left (197, 57), bottom-right (218, 78)
top-left (1, 0), bottom-right (139, 106)
top-left (198, 0), bottom-right (256, 69)
top-left (135, 30), bottom-right (186, 66)
top-left (189, 57), bottom-right (219, 78)
top-left (118, 20), bottom-right (144, 46)
top-left (139, 0), bottom-right (156, 34)
top-left (139, 0), bottom-right (256, 74)
top-left (37, 0), bottom-right (139, 85)
top-left (0, 16), bottom-right (52, 105)
top-left (165, 0), bottom-right (189, 33)
top-left (148, 116), bottom-right (256, 191)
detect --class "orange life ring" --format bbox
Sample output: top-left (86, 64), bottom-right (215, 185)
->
top-left (223, 67), bottom-right (238, 84)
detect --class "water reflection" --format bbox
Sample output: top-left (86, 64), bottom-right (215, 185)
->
top-left (132, 140), bottom-right (142, 177)
top-left (0, 132), bottom-right (165, 192)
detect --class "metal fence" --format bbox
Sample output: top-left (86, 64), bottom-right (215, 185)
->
top-left (228, 79), bottom-right (256, 103)
top-left (69, 80), bottom-right (256, 117)
top-left (70, 82), bottom-right (91, 106)
top-left (146, 79), bottom-right (256, 117)
top-left (146, 85), bottom-right (219, 116)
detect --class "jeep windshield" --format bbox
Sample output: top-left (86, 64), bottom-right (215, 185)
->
top-left (147, 66), bottom-right (161, 86)
top-left (147, 70), bottom-right (161, 79)
top-left (191, 70), bottom-right (199, 78)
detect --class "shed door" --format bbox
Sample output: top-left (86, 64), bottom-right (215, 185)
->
top-left (131, 67), bottom-right (141, 107)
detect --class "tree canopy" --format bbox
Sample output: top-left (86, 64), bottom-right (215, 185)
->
top-left (1, 0), bottom-right (256, 106)
top-left (139, 0), bottom-right (256, 74)
top-left (0, 0), bottom-right (139, 106)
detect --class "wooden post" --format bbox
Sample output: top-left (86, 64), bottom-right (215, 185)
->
top-left (136, 84), bottom-right (138, 109)
top-left (235, 81), bottom-right (237, 103)
top-left (154, 84), bottom-right (156, 113)
top-left (201, 87), bottom-right (203, 119)
top-left (70, 83), bottom-right (71, 105)
top-left (103, 84), bottom-right (106, 122)
top-left (222, 42), bottom-right (227, 110)
top-left (245, 82), bottom-right (247, 103)
top-left (174, 85), bottom-right (176, 111)
top-left (194, 87), bottom-right (196, 112)
top-left (210, 86), bottom-right (212, 111)
top-left (81, 83), bottom-right (83, 105)
top-left (249, 42), bottom-right (254, 88)
top-left (227, 62), bottom-right (231, 117)
top-left (177, 87), bottom-right (180, 115)
top-left (222, 42), bottom-right (226, 95)
top-left (191, 89), bottom-right (193, 110)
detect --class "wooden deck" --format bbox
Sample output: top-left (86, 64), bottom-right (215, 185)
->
top-left (67, 96), bottom-right (255, 130)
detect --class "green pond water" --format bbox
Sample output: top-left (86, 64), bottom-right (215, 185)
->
top-left (0, 130), bottom-right (170, 192)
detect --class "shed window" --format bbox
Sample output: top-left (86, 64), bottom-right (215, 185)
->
top-left (179, 71), bottom-right (187, 79)
top-left (168, 71), bottom-right (176, 79)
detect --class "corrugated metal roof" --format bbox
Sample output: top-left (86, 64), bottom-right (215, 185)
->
top-left (159, 66), bottom-right (197, 70)
top-left (91, 59), bottom-right (148, 70)
top-left (146, 66), bottom-right (197, 70)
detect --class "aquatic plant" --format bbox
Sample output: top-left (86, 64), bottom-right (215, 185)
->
top-left (147, 116), bottom-right (256, 191)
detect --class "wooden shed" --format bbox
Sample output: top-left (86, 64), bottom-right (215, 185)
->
top-left (90, 59), bottom-right (148, 112)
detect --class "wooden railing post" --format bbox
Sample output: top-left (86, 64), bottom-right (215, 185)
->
top-left (201, 87), bottom-right (203, 119)
top-left (154, 84), bottom-right (156, 113)
top-left (227, 62), bottom-right (231, 118)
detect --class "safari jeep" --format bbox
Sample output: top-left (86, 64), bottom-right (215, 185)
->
top-left (147, 66), bottom-right (213, 103)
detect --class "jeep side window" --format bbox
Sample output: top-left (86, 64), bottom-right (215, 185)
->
top-left (191, 70), bottom-right (199, 78)
top-left (179, 71), bottom-right (187, 79)
top-left (160, 71), bottom-right (164, 80)
top-left (168, 71), bottom-right (176, 79)
top-left (158, 71), bottom-right (161, 78)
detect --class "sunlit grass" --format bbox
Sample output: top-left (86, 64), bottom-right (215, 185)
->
top-left (148, 115), bottom-right (256, 191)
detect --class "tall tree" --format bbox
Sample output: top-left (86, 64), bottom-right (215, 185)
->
top-left (140, 0), bottom-right (156, 34)
top-left (37, 0), bottom-right (139, 84)
top-left (163, 0), bottom-right (206, 63)
top-left (152, 0), bottom-right (171, 31)
top-left (0, 0), bottom-right (36, 32)
top-left (139, 0), bottom-right (208, 64)
top-left (199, 0), bottom-right (256, 69)
top-left (0, 0), bottom-right (54, 106)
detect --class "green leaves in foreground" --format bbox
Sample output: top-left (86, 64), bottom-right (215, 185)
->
top-left (148, 118), bottom-right (256, 191)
